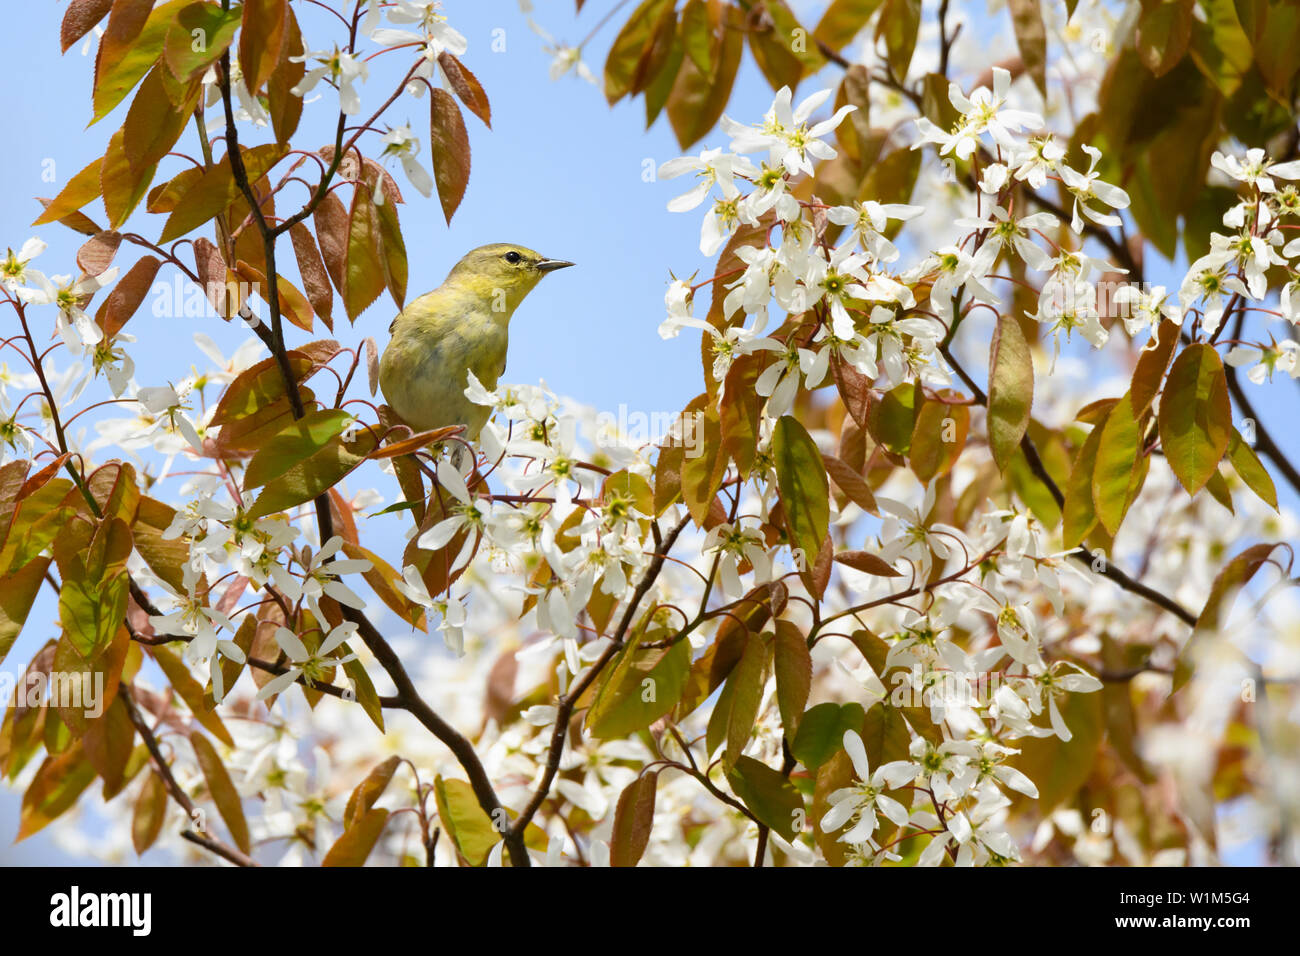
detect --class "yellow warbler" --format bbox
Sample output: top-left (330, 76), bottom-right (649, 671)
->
top-left (379, 243), bottom-right (574, 441)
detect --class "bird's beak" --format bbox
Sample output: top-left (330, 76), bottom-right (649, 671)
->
top-left (536, 258), bottom-right (575, 273)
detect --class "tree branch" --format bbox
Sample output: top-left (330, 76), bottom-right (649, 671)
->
top-left (122, 686), bottom-right (259, 867)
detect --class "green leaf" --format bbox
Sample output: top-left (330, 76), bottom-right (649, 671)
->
top-left (0, 556), bottom-right (51, 669)
top-left (1188, 0), bottom-right (1252, 96)
top-left (988, 313), bottom-right (1034, 472)
top-left (910, 398), bottom-right (969, 483)
top-left (678, 0), bottom-right (713, 74)
top-left (82, 696), bottom-right (136, 794)
top-left (341, 181), bottom-right (386, 321)
top-left (433, 776), bottom-right (500, 866)
top-left (1226, 427), bottom-right (1276, 510)
top-left (749, 15), bottom-right (804, 91)
top-left (790, 701), bottom-right (866, 770)
top-left (342, 655), bottom-right (385, 732)
top-left (1158, 343), bottom-right (1231, 494)
top-left (246, 432), bottom-right (375, 520)
top-left (93, 0), bottom-right (191, 122)
top-left (101, 128), bottom-right (157, 229)
top-left (373, 181), bottom-right (408, 311)
top-left (1204, 468), bottom-right (1234, 513)
top-left (159, 143), bottom-right (287, 243)
top-left (815, 0), bottom-right (886, 54)
top-left (860, 702), bottom-right (912, 769)
top-left (763, 0), bottom-right (826, 75)
top-left (846, 629), bottom-right (943, 745)
top-left (665, 3), bottom-right (743, 148)
top-left (33, 158), bottom-right (104, 226)
top-left (811, 750), bottom-right (854, 865)
top-left (610, 772), bottom-right (658, 867)
top-left (17, 743), bottom-right (97, 840)
top-left (191, 732), bottom-right (252, 853)
top-left (705, 630), bottom-right (770, 770)
top-left (832, 64), bottom-right (874, 161)
top-left (679, 400), bottom-right (724, 526)
top-left (0, 480), bottom-right (74, 575)
top-left (856, 145), bottom-right (923, 214)
top-left (146, 167), bottom-right (203, 215)
top-left (59, 573), bottom-right (129, 661)
top-left (643, 33), bottom-right (684, 128)
top-left (587, 628), bottom-right (690, 738)
top-left (1091, 391), bottom-right (1143, 536)
top-left (322, 808), bottom-right (389, 866)
top-left (345, 756), bottom-right (402, 829)
top-left (133, 496), bottom-right (190, 593)
top-left (1007, 432), bottom-right (1067, 528)
top-left (162, 2), bottom-right (242, 83)
top-left (865, 381), bottom-right (918, 454)
top-left (876, 0), bottom-right (920, 80)
top-left (104, 119), bottom-right (162, 225)
top-left (727, 755), bottom-right (802, 841)
top-left (132, 771), bottom-right (168, 854)
top-left (772, 415), bottom-right (830, 567)
top-left (604, 0), bottom-right (674, 104)
top-left (602, 469), bottom-right (654, 519)
top-left (1062, 410), bottom-right (1107, 548)
top-left (244, 409), bottom-right (353, 490)
top-left (920, 71), bottom-right (962, 132)
top-left (149, 644), bottom-right (234, 746)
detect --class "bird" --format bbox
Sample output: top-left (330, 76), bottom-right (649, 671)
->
top-left (378, 243), bottom-right (574, 445)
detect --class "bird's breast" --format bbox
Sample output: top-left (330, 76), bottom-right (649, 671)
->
top-left (379, 313), bottom-right (508, 436)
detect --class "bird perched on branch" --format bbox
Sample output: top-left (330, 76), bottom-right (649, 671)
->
top-left (379, 243), bottom-right (574, 445)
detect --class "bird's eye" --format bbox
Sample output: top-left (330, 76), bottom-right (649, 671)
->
top-left (503, 251), bottom-right (522, 264)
